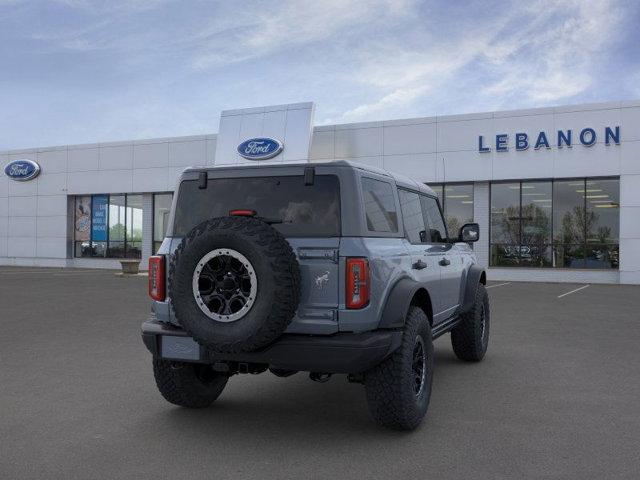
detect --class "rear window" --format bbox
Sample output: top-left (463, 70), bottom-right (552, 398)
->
top-left (361, 177), bottom-right (398, 233)
top-left (172, 175), bottom-right (341, 237)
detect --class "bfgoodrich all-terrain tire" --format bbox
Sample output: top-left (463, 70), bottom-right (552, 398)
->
top-left (364, 307), bottom-right (434, 431)
top-left (169, 216), bottom-right (300, 353)
top-left (451, 283), bottom-right (490, 362)
top-left (153, 359), bottom-right (228, 408)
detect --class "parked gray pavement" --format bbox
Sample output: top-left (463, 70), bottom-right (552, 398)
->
top-left (1, 268), bottom-right (639, 479)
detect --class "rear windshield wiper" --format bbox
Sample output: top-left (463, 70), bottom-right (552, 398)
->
top-left (258, 217), bottom-right (283, 225)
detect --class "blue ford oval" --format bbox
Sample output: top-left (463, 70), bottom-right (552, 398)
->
top-left (4, 159), bottom-right (41, 181)
top-left (237, 138), bottom-right (283, 160)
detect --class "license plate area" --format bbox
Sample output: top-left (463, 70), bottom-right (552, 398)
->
top-left (160, 335), bottom-right (202, 361)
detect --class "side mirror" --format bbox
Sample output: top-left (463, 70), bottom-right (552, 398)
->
top-left (458, 223), bottom-right (480, 243)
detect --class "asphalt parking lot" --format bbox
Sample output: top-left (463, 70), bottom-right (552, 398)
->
top-left (1, 268), bottom-right (639, 479)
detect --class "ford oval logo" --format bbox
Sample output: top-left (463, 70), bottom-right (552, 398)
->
top-left (237, 137), bottom-right (283, 160)
top-left (4, 159), bottom-right (41, 182)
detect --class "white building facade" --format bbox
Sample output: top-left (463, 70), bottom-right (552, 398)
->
top-left (1, 100), bottom-right (639, 284)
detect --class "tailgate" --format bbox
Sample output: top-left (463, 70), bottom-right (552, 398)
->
top-left (285, 237), bottom-right (340, 334)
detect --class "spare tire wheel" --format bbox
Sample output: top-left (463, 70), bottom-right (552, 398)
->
top-left (169, 216), bottom-right (301, 353)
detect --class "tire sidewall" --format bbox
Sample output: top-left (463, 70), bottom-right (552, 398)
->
top-left (451, 283), bottom-right (490, 361)
top-left (477, 285), bottom-right (490, 353)
top-left (169, 218), bottom-right (298, 352)
top-left (408, 310), bottom-right (434, 414)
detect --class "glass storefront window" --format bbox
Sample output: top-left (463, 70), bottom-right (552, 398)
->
top-left (490, 182), bottom-right (520, 266)
top-left (108, 195), bottom-right (126, 258)
top-left (153, 193), bottom-right (173, 253)
top-left (520, 181), bottom-right (552, 267)
top-left (585, 178), bottom-right (619, 269)
top-left (443, 184), bottom-right (474, 235)
top-left (126, 195), bottom-right (143, 258)
top-left (491, 178), bottom-right (619, 269)
top-left (74, 193), bottom-right (144, 259)
top-left (74, 196), bottom-right (92, 257)
top-left (430, 183), bottom-right (474, 238)
top-left (553, 180), bottom-right (586, 268)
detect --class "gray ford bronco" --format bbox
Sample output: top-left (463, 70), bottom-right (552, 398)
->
top-left (142, 160), bottom-right (489, 430)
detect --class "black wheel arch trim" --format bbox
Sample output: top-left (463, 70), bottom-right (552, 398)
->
top-left (378, 277), bottom-right (430, 329)
top-left (459, 265), bottom-right (486, 314)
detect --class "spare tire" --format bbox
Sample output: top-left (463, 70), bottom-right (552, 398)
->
top-left (169, 216), bottom-right (300, 353)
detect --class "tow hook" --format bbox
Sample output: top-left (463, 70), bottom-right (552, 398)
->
top-left (309, 372), bottom-right (332, 383)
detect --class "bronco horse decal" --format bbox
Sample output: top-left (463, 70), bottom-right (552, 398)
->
top-left (315, 271), bottom-right (330, 289)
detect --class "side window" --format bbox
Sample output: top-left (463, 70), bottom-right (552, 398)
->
top-left (361, 177), bottom-right (398, 233)
top-left (398, 190), bottom-right (426, 244)
top-left (420, 195), bottom-right (447, 243)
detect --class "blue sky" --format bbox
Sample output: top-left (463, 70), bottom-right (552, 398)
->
top-left (1, 0), bottom-right (639, 150)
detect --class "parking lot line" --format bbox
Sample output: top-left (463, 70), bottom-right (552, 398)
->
top-left (557, 284), bottom-right (590, 298)
top-left (486, 282), bottom-right (511, 289)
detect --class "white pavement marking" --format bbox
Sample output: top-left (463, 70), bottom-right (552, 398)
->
top-left (486, 282), bottom-right (511, 289)
top-left (557, 284), bottom-right (590, 298)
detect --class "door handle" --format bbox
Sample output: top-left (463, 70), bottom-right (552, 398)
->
top-left (439, 257), bottom-right (451, 266)
top-left (412, 259), bottom-right (428, 270)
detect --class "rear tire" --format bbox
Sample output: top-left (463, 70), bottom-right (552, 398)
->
top-left (451, 283), bottom-right (490, 362)
top-left (153, 359), bottom-right (228, 408)
top-left (364, 307), bottom-right (433, 431)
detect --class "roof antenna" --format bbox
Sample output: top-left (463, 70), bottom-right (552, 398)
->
top-left (442, 157), bottom-right (446, 184)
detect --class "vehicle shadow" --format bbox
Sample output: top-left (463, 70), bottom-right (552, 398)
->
top-left (134, 347), bottom-right (465, 443)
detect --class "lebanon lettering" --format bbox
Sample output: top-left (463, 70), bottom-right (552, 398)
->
top-left (478, 126), bottom-right (620, 152)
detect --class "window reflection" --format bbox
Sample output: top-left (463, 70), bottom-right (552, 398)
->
top-left (108, 195), bottom-right (126, 258)
top-left (429, 183), bottom-right (474, 238)
top-left (153, 193), bottom-right (173, 253)
top-left (490, 183), bottom-right (520, 266)
top-left (362, 178), bottom-right (398, 233)
top-left (420, 195), bottom-right (447, 243)
top-left (520, 181), bottom-right (552, 267)
top-left (74, 196), bottom-right (92, 257)
top-left (126, 195), bottom-right (143, 259)
top-left (585, 179), bottom-right (619, 268)
top-left (491, 178), bottom-right (619, 269)
top-left (74, 193), bottom-right (144, 259)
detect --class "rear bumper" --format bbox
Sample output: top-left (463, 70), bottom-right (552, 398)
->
top-left (141, 319), bottom-right (402, 374)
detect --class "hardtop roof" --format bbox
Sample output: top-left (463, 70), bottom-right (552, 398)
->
top-left (182, 160), bottom-right (436, 196)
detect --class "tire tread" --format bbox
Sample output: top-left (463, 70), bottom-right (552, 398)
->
top-left (451, 283), bottom-right (490, 362)
top-left (153, 359), bottom-right (228, 408)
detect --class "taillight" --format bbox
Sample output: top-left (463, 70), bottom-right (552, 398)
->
top-left (346, 258), bottom-right (369, 309)
top-left (148, 255), bottom-right (166, 301)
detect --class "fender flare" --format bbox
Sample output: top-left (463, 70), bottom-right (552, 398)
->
top-left (378, 277), bottom-right (425, 329)
top-left (459, 265), bottom-right (486, 314)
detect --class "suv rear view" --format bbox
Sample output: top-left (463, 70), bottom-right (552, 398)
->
top-left (143, 161), bottom-right (489, 430)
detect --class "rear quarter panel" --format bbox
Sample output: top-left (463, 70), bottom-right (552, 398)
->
top-left (338, 237), bottom-right (412, 332)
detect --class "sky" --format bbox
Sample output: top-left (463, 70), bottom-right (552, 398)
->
top-left (1, 0), bottom-right (639, 150)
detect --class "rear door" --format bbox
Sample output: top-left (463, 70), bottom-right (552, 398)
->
top-left (397, 189), bottom-right (444, 318)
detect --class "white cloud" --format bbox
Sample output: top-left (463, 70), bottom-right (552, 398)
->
top-left (335, 0), bottom-right (625, 122)
top-left (0, 0), bottom-right (634, 149)
top-left (482, 0), bottom-right (621, 105)
top-left (191, 0), bottom-right (415, 69)
top-left (339, 85), bottom-right (429, 121)
top-left (337, 35), bottom-right (493, 121)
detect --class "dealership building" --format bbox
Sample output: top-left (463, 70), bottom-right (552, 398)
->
top-left (1, 100), bottom-right (639, 284)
